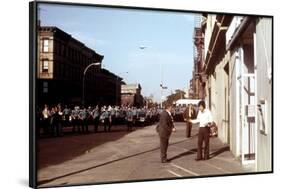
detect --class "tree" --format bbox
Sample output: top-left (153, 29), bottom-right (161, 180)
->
top-left (144, 94), bottom-right (158, 108)
top-left (163, 89), bottom-right (186, 107)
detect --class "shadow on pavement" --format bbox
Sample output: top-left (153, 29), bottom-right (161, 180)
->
top-left (168, 137), bottom-right (229, 161)
top-left (168, 148), bottom-right (198, 161)
top-left (38, 125), bottom-right (147, 169)
top-left (38, 138), bottom-right (189, 186)
top-left (210, 146), bottom-right (230, 159)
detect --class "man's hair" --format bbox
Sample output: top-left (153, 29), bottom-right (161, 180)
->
top-left (164, 103), bottom-right (172, 109)
top-left (198, 100), bottom-right (206, 109)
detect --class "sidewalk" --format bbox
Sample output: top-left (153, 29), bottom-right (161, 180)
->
top-left (38, 122), bottom-right (254, 187)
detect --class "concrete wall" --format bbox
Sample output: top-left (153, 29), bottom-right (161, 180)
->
top-left (214, 54), bottom-right (230, 144)
top-left (203, 14), bottom-right (231, 144)
top-left (255, 18), bottom-right (272, 172)
top-left (229, 51), bottom-right (240, 157)
top-left (204, 15), bottom-right (217, 59)
top-left (205, 54), bottom-right (230, 144)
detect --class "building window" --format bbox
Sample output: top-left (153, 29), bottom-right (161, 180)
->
top-left (43, 39), bottom-right (49, 52)
top-left (42, 60), bottom-right (49, 72)
top-left (43, 81), bottom-right (48, 93)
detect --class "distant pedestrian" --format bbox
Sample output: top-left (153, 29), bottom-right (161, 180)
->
top-left (126, 107), bottom-right (134, 131)
top-left (183, 104), bottom-right (196, 138)
top-left (100, 107), bottom-right (110, 132)
top-left (57, 104), bottom-right (63, 136)
top-left (79, 107), bottom-right (89, 133)
top-left (71, 106), bottom-right (81, 133)
top-left (50, 106), bottom-right (60, 137)
top-left (156, 104), bottom-right (175, 163)
top-left (132, 107), bottom-right (137, 126)
top-left (92, 105), bottom-right (100, 133)
top-left (42, 104), bottom-right (50, 135)
top-left (63, 105), bottom-right (71, 128)
top-left (108, 106), bottom-right (113, 132)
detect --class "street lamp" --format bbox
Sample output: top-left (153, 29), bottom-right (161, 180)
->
top-left (160, 83), bottom-right (168, 108)
top-left (82, 62), bottom-right (101, 106)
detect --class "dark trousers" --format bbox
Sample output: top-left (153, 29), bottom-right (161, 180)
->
top-left (64, 115), bottom-right (70, 127)
top-left (160, 137), bottom-right (169, 161)
top-left (186, 121), bottom-right (192, 137)
top-left (127, 121), bottom-right (133, 131)
top-left (197, 127), bottom-right (210, 159)
top-left (103, 118), bottom-right (110, 132)
top-left (42, 118), bottom-right (50, 135)
top-left (81, 119), bottom-right (89, 133)
top-left (94, 117), bottom-right (99, 133)
top-left (51, 121), bottom-right (60, 137)
top-left (108, 120), bottom-right (112, 132)
top-left (72, 119), bottom-right (81, 133)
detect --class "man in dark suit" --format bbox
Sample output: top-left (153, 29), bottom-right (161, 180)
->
top-left (156, 104), bottom-right (175, 163)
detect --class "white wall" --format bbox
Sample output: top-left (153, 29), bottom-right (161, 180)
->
top-left (229, 51), bottom-right (240, 157)
top-left (255, 18), bottom-right (272, 172)
top-left (214, 55), bottom-right (230, 144)
top-left (204, 15), bottom-right (217, 60)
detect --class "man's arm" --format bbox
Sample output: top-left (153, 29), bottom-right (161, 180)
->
top-left (189, 111), bottom-right (200, 124)
top-left (170, 116), bottom-right (176, 131)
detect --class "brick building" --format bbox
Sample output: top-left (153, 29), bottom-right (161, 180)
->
top-left (121, 84), bottom-right (144, 107)
top-left (196, 14), bottom-right (272, 171)
top-left (37, 26), bottom-right (122, 106)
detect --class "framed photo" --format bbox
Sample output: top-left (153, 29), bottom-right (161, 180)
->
top-left (29, 1), bottom-right (273, 188)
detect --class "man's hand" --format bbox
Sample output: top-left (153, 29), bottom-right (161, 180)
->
top-left (172, 128), bottom-right (176, 132)
top-left (207, 122), bottom-right (213, 127)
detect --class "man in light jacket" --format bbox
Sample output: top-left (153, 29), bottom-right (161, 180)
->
top-left (191, 100), bottom-right (213, 161)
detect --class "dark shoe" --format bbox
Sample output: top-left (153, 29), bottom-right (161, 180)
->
top-left (204, 157), bottom-right (210, 160)
top-left (161, 159), bottom-right (171, 163)
top-left (195, 158), bottom-right (203, 161)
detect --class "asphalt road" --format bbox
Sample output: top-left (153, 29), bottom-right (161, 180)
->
top-left (38, 122), bottom-right (253, 187)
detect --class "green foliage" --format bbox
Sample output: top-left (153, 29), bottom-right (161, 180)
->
top-left (163, 89), bottom-right (186, 107)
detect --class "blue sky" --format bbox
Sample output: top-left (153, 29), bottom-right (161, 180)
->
top-left (38, 3), bottom-right (196, 102)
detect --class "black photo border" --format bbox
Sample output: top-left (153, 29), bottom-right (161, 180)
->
top-left (29, 1), bottom-right (274, 188)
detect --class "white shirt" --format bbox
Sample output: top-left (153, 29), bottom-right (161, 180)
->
top-left (166, 109), bottom-right (171, 116)
top-left (165, 109), bottom-right (174, 123)
top-left (194, 109), bottom-right (213, 127)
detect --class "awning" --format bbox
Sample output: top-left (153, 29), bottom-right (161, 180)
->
top-left (226, 16), bottom-right (252, 51)
top-left (204, 15), bottom-right (233, 74)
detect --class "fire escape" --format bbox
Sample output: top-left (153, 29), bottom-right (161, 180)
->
top-left (191, 15), bottom-right (206, 99)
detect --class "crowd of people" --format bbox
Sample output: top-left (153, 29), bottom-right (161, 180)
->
top-left (37, 103), bottom-right (162, 137)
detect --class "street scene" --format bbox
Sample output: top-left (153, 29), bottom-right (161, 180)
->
top-left (38, 122), bottom-right (252, 187)
top-left (36, 2), bottom-right (272, 188)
